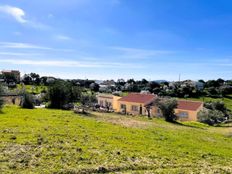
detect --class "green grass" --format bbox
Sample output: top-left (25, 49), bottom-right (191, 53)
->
top-left (0, 106), bottom-right (232, 173)
top-left (16, 84), bottom-right (47, 94)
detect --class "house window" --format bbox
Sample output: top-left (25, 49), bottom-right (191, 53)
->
top-left (131, 105), bottom-right (138, 112)
top-left (121, 104), bottom-right (126, 109)
top-left (178, 112), bottom-right (189, 118)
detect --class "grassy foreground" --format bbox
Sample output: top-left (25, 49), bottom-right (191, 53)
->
top-left (0, 106), bottom-right (232, 173)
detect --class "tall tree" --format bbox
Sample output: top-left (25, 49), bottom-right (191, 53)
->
top-left (48, 80), bottom-right (71, 109)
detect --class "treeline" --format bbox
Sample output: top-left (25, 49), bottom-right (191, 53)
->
top-left (1, 72), bottom-right (232, 98)
top-left (113, 78), bottom-right (232, 98)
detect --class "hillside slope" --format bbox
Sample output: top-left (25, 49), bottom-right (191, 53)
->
top-left (0, 106), bottom-right (232, 173)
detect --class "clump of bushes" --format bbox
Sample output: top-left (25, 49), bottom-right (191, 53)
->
top-left (197, 101), bottom-right (230, 125)
top-left (197, 109), bottom-right (225, 126)
top-left (21, 93), bottom-right (34, 109)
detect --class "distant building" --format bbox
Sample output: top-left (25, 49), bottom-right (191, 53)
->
top-left (1, 70), bottom-right (21, 82)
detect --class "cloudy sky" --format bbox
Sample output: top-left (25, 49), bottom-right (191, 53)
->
top-left (0, 0), bottom-right (232, 80)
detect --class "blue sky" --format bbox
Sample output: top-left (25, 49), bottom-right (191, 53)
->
top-left (0, 0), bottom-right (232, 80)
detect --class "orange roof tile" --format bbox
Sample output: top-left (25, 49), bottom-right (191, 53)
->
top-left (118, 93), bottom-right (156, 105)
top-left (177, 100), bottom-right (203, 111)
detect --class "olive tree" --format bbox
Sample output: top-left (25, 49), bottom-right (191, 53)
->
top-left (155, 98), bottom-right (178, 122)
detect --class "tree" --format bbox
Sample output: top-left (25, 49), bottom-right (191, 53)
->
top-left (22, 74), bottom-right (32, 85)
top-left (89, 83), bottom-right (99, 92)
top-left (70, 86), bottom-right (82, 102)
top-left (21, 93), bottom-right (34, 109)
top-left (206, 87), bottom-right (219, 97)
top-left (155, 98), bottom-right (178, 122)
top-left (197, 109), bottom-right (225, 125)
top-left (3, 73), bottom-right (17, 84)
top-left (48, 80), bottom-right (71, 109)
top-left (30, 73), bottom-right (40, 84)
top-left (0, 85), bottom-right (4, 109)
top-left (80, 94), bottom-right (97, 113)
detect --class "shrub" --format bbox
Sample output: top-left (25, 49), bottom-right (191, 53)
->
top-left (197, 109), bottom-right (225, 125)
top-left (204, 101), bottom-right (227, 113)
top-left (21, 93), bottom-right (34, 109)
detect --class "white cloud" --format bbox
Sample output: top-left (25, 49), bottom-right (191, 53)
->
top-left (0, 42), bottom-right (52, 50)
top-left (0, 42), bottom-right (74, 52)
top-left (111, 46), bottom-right (173, 59)
top-left (48, 13), bottom-right (54, 18)
top-left (0, 5), bottom-right (49, 29)
top-left (0, 59), bottom-right (143, 69)
top-left (0, 51), bottom-right (41, 56)
top-left (55, 35), bottom-right (72, 41)
top-left (0, 5), bottom-right (27, 23)
top-left (13, 31), bottom-right (22, 36)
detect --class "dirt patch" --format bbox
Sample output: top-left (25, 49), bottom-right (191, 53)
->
top-left (89, 112), bottom-right (153, 129)
top-left (1, 143), bottom-right (41, 170)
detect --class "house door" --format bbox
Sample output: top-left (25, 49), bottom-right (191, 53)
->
top-left (139, 105), bottom-right (142, 115)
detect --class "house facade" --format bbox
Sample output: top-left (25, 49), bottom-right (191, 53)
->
top-left (117, 93), bottom-right (157, 116)
top-left (174, 100), bottom-right (203, 121)
top-left (151, 100), bottom-right (203, 121)
top-left (97, 92), bottom-right (203, 121)
top-left (97, 93), bottom-right (121, 111)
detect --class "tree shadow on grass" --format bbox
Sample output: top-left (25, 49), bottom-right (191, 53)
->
top-left (214, 124), bottom-right (232, 128)
top-left (75, 111), bottom-right (97, 118)
top-left (0, 110), bottom-right (4, 114)
top-left (171, 121), bottom-right (207, 129)
top-left (225, 95), bottom-right (232, 99)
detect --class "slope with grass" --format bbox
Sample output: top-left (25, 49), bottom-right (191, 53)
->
top-left (0, 106), bottom-right (232, 173)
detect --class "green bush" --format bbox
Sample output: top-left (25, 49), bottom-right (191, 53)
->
top-left (21, 93), bottom-right (34, 109)
top-left (197, 109), bottom-right (225, 125)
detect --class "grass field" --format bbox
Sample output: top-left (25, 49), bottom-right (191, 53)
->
top-left (0, 106), bottom-right (232, 173)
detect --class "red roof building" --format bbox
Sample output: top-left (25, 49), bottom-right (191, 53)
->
top-left (177, 100), bottom-right (203, 111)
top-left (175, 100), bottom-right (203, 121)
top-left (117, 93), bottom-right (157, 115)
top-left (118, 93), bottom-right (157, 105)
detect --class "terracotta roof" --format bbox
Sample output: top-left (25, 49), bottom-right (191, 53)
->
top-left (177, 100), bottom-right (203, 111)
top-left (98, 96), bottom-right (113, 99)
top-left (118, 93), bottom-right (156, 105)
